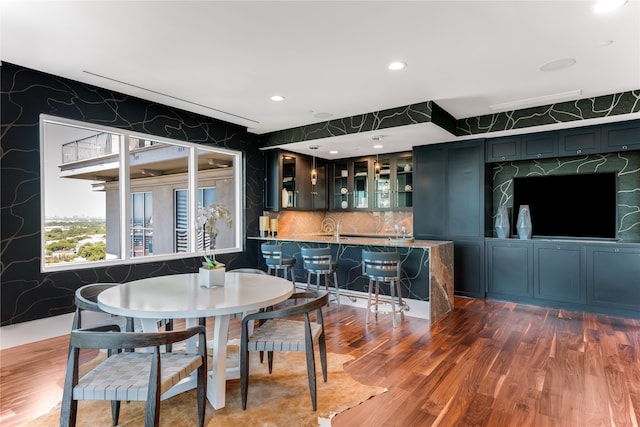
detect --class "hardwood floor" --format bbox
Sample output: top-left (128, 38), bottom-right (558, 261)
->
top-left (1, 297), bottom-right (639, 426)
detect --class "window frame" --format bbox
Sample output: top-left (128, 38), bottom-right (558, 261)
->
top-left (40, 114), bottom-right (244, 272)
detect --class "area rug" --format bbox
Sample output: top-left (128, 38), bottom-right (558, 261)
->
top-left (23, 350), bottom-right (386, 427)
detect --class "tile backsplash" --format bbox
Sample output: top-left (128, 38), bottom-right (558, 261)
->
top-left (264, 211), bottom-right (413, 236)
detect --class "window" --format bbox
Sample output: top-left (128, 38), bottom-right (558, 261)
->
top-left (131, 192), bottom-right (153, 257)
top-left (175, 187), bottom-right (216, 252)
top-left (40, 115), bottom-right (242, 271)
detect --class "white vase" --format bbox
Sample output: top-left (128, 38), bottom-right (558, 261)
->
top-left (495, 205), bottom-right (510, 238)
top-left (517, 205), bottom-right (532, 239)
top-left (199, 266), bottom-right (226, 287)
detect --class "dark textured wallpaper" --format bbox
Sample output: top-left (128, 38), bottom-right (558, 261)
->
top-left (1, 63), bottom-right (263, 325)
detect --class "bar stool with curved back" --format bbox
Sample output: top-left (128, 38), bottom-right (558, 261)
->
top-left (301, 247), bottom-right (340, 305)
top-left (361, 250), bottom-right (405, 328)
top-left (261, 243), bottom-right (296, 290)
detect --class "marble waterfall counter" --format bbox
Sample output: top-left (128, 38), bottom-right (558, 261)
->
top-left (249, 234), bottom-right (454, 322)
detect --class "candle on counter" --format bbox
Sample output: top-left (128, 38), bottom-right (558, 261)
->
top-left (270, 219), bottom-right (278, 237)
top-left (259, 216), bottom-right (270, 237)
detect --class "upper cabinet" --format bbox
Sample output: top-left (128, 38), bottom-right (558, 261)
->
top-left (485, 119), bottom-right (640, 163)
top-left (601, 121), bottom-right (640, 152)
top-left (558, 126), bottom-right (601, 156)
top-left (264, 150), bottom-right (326, 211)
top-left (330, 152), bottom-right (412, 211)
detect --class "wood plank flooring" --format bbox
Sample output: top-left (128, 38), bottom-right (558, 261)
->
top-left (1, 297), bottom-right (639, 426)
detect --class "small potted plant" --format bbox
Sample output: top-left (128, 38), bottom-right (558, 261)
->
top-left (196, 203), bottom-right (232, 287)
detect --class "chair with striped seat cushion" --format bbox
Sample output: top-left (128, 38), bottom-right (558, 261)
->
top-left (240, 290), bottom-right (329, 411)
top-left (60, 324), bottom-right (207, 427)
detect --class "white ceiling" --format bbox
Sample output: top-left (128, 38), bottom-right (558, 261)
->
top-left (2, 0), bottom-right (640, 159)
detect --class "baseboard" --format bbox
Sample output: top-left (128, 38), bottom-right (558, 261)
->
top-left (0, 311), bottom-right (109, 350)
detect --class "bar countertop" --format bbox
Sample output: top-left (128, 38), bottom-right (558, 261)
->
top-left (249, 233), bottom-right (452, 249)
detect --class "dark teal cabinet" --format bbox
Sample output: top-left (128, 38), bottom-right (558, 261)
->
top-left (601, 120), bottom-right (640, 152)
top-left (413, 145), bottom-right (447, 236)
top-left (486, 136), bottom-right (520, 162)
top-left (534, 243), bottom-right (586, 304)
top-left (587, 245), bottom-right (640, 312)
top-left (486, 240), bottom-right (533, 298)
top-left (414, 139), bottom-right (486, 297)
top-left (454, 239), bottom-right (485, 298)
top-left (558, 126), bottom-right (601, 156)
top-left (521, 132), bottom-right (558, 160)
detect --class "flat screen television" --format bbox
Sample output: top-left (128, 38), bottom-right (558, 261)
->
top-left (511, 173), bottom-right (617, 239)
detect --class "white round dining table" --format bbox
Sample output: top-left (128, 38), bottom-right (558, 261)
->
top-left (97, 271), bottom-right (294, 409)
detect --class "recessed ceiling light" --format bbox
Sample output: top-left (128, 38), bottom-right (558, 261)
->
top-left (596, 39), bottom-right (614, 47)
top-left (329, 150), bottom-right (338, 154)
top-left (388, 61), bottom-right (406, 71)
top-left (313, 112), bottom-right (333, 119)
top-left (373, 144), bottom-right (383, 149)
top-left (271, 95), bottom-right (285, 102)
top-left (594, 0), bottom-right (627, 13)
top-left (540, 58), bottom-right (576, 72)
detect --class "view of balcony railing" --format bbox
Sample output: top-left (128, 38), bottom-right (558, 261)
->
top-left (61, 134), bottom-right (156, 164)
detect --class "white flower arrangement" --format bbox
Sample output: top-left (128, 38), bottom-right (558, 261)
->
top-left (196, 203), bottom-right (232, 269)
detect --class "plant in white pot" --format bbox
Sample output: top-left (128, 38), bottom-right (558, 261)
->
top-left (196, 203), bottom-right (232, 287)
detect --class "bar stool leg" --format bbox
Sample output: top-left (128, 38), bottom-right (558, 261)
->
top-left (389, 279), bottom-right (397, 328)
top-left (287, 267), bottom-right (296, 291)
top-left (374, 280), bottom-right (380, 321)
top-left (396, 279), bottom-right (405, 321)
top-left (333, 271), bottom-right (340, 306)
top-left (366, 279), bottom-right (374, 324)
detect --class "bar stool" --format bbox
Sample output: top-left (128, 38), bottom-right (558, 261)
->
top-left (301, 247), bottom-right (340, 305)
top-left (261, 243), bottom-right (296, 290)
top-left (362, 250), bottom-right (405, 328)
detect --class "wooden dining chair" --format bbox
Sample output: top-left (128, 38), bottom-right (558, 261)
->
top-left (60, 324), bottom-right (207, 427)
top-left (73, 283), bottom-right (133, 332)
top-left (240, 290), bottom-right (329, 411)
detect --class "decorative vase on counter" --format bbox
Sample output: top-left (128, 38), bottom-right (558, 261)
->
top-left (495, 205), bottom-right (510, 238)
top-left (516, 205), bottom-right (532, 239)
top-left (199, 266), bottom-right (226, 288)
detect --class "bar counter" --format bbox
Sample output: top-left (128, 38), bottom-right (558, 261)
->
top-left (249, 233), bottom-right (454, 322)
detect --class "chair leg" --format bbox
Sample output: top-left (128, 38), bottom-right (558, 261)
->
top-left (306, 272), bottom-right (312, 290)
top-left (365, 280), bottom-right (373, 323)
top-left (319, 331), bottom-right (328, 383)
top-left (333, 271), bottom-right (340, 306)
top-left (240, 338), bottom-right (250, 410)
top-left (267, 351), bottom-right (274, 373)
top-left (197, 360), bottom-right (206, 427)
top-left (111, 400), bottom-right (121, 426)
top-left (305, 342), bottom-right (317, 411)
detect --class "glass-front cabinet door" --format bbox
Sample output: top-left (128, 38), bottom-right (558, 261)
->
top-left (373, 156), bottom-right (392, 209)
top-left (281, 155), bottom-right (296, 208)
top-left (333, 160), bottom-right (349, 210)
top-left (395, 153), bottom-right (413, 209)
top-left (353, 158), bottom-right (370, 209)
